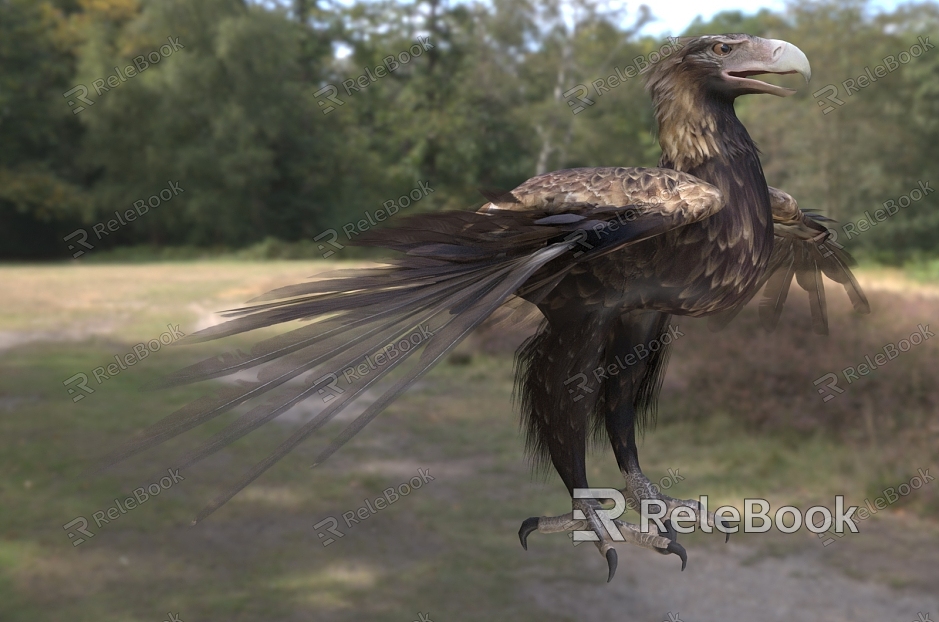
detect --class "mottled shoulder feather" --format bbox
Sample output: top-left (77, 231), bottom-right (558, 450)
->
top-left (480, 167), bottom-right (725, 226)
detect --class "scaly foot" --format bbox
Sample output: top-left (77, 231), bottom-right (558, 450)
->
top-left (622, 466), bottom-right (732, 544)
top-left (518, 497), bottom-right (687, 581)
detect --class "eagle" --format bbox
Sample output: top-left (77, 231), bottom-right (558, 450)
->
top-left (94, 34), bottom-right (870, 582)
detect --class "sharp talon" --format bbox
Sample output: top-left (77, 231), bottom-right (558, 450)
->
top-left (518, 517), bottom-right (539, 551)
top-left (715, 515), bottom-right (732, 543)
top-left (659, 519), bottom-right (678, 541)
top-left (714, 516), bottom-right (730, 544)
top-left (605, 548), bottom-right (618, 582)
top-left (655, 519), bottom-right (678, 555)
top-left (667, 541), bottom-right (687, 571)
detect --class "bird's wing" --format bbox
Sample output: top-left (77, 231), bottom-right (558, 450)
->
top-left (708, 186), bottom-right (870, 334)
top-left (478, 167), bottom-right (725, 265)
top-left (89, 166), bottom-right (724, 522)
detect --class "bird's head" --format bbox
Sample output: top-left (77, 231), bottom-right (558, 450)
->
top-left (646, 34), bottom-right (811, 170)
top-left (647, 34), bottom-right (811, 100)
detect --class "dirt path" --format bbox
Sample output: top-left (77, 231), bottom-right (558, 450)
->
top-left (526, 534), bottom-right (937, 621)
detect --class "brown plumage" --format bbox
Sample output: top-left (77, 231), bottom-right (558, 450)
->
top-left (93, 34), bottom-right (869, 580)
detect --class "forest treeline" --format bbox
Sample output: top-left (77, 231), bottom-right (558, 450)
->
top-left (2, 0), bottom-right (937, 261)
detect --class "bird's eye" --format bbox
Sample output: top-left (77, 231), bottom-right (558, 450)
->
top-left (713, 43), bottom-right (733, 55)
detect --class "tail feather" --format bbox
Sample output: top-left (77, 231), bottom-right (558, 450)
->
top-left (245, 262), bottom-right (484, 303)
top-left (168, 312), bottom-right (439, 479)
top-left (154, 259), bottom-right (524, 478)
top-left (184, 277), bottom-right (460, 342)
top-left (90, 264), bottom-right (507, 474)
top-left (154, 265), bottom-right (492, 388)
top-left (92, 320), bottom-right (408, 473)
top-left (190, 243), bottom-right (570, 524)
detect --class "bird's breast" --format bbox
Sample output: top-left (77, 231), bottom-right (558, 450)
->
top-left (581, 176), bottom-right (775, 316)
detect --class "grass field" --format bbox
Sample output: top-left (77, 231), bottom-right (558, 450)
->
top-left (1, 261), bottom-right (937, 621)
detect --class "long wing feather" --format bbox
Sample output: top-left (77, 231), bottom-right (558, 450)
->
top-left (190, 244), bottom-right (570, 524)
top-left (152, 264), bottom-right (490, 388)
top-left (815, 241), bottom-right (870, 314)
top-left (711, 187), bottom-right (869, 333)
top-left (794, 244), bottom-right (829, 334)
top-left (155, 260), bottom-right (525, 479)
top-left (90, 265), bottom-right (506, 473)
top-left (758, 247), bottom-right (797, 331)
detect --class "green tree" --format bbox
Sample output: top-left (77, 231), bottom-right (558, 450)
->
top-left (0, 0), bottom-right (87, 258)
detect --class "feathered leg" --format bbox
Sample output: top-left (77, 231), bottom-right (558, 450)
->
top-left (515, 308), bottom-right (679, 581)
top-left (602, 311), bottom-right (729, 571)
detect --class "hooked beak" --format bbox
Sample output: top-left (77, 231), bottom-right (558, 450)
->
top-left (723, 38), bottom-right (811, 97)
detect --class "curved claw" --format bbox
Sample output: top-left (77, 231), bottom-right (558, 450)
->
top-left (714, 514), bottom-right (731, 543)
top-left (698, 500), bottom-right (731, 543)
top-left (667, 540), bottom-right (688, 571)
top-left (655, 519), bottom-right (678, 555)
top-left (605, 548), bottom-right (618, 582)
top-left (518, 517), bottom-right (539, 551)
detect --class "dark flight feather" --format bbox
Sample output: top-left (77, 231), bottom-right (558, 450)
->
top-left (794, 244), bottom-right (829, 334)
top-left (758, 248), bottom-right (797, 331)
top-left (711, 209), bottom-right (869, 333)
top-left (190, 243), bottom-right (571, 524)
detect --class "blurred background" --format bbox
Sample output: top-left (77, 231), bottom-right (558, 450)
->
top-left (1, 0), bottom-right (937, 620)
